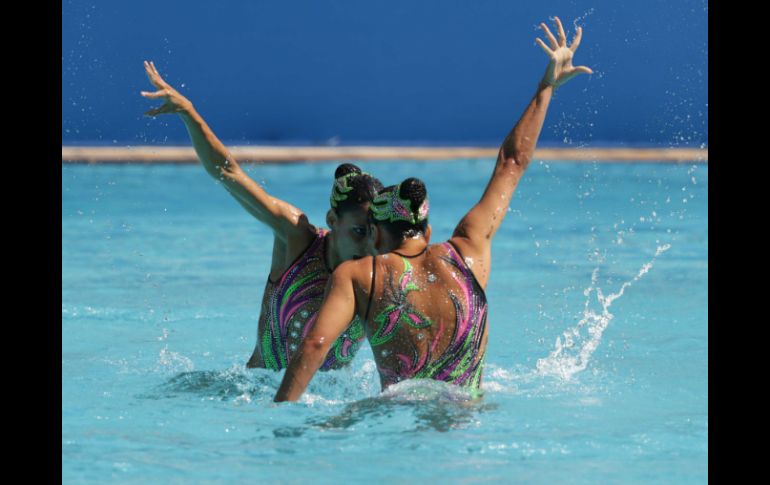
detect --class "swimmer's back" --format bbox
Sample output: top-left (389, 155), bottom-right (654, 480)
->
top-left (354, 241), bottom-right (489, 390)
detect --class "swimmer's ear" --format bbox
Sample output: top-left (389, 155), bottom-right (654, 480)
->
top-left (326, 209), bottom-right (337, 229)
top-left (425, 224), bottom-right (432, 243)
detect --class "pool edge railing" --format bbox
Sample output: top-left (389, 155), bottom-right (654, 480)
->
top-left (61, 146), bottom-right (708, 164)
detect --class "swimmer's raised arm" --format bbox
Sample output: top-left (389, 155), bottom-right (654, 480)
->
top-left (141, 61), bottom-right (310, 241)
top-left (274, 262), bottom-right (360, 402)
top-left (450, 17), bottom-right (592, 286)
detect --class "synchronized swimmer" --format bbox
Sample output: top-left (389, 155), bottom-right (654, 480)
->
top-left (141, 15), bottom-right (592, 402)
top-left (143, 66), bottom-right (384, 371)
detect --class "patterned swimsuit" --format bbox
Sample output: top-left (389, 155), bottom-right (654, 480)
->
top-left (364, 241), bottom-right (488, 390)
top-left (256, 229), bottom-right (365, 370)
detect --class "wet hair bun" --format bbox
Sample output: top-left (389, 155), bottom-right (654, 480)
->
top-left (398, 177), bottom-right (427, 206)
top-left (331, 163), bottom-right (383, 213)
top-left (335, 163), bottom-right (362, 179)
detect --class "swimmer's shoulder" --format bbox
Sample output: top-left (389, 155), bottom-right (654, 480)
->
top-left (333, 255), bottom-right (375, 288)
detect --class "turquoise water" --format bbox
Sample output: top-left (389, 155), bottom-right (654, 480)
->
top-left (62, 160), bottom-right (707, 484)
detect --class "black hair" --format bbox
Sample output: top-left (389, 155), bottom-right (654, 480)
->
top-left (369, 177), bottom-right (429, 240)
top-left (331, 163), bottom-right (384, 215)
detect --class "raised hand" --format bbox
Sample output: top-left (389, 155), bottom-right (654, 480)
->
top-left (536, 17), bottom-right (593, 89)
top-left (140, 60), bottom-right (193, 116)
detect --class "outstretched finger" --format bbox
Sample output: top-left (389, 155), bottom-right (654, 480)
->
top-left (144, 60), bottom-right (160, 78)
top-left (140, 90), bottom-right (167, 99)
top-left (574, 65), bottom-right (593, 75)
top-left (144, 62), bottom-right (165, 88)
top-left (540, 23), bottom-right (558, 49)
top-left (570, 26), bottom-right (583, 52)
top-left (144, 60), bottom-right (156, 79)
top-left (149, 61), bottom-right (169, 85)
top-left (535, 38), bottom-right (553, 56)
top-left (554, 16), bottom-right (567, 46)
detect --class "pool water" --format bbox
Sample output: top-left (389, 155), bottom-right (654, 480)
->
top-left (62, 159), bottom-right (707, 484)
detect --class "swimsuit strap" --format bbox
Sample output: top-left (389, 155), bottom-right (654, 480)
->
top-left (364, 255), bottom-right (377, 321)
top-left (446, 240), bottom-right (465, 261)
top-left (392, 245), bottom-right (428, 259)
top-left (446, 240), bottom-right (485, 291)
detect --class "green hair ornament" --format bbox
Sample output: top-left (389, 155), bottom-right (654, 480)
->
top-left (329, 172), bottom-right (360, 208)
top-left (370, 184), bottom-right (429, 225)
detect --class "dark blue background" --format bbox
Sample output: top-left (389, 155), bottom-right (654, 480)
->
top-left (62, 0), bottom-right (707, 147)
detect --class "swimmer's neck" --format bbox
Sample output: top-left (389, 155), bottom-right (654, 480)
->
top-left (324, 230), bottom-right (343, 271)
top-left (324, 229), bottom-right (368, 271)
top-left (383, 234), bottom-right (429, 256)
top-left (324, 231), bottom-right (430, 271)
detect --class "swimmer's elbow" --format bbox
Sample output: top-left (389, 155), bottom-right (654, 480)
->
top-left (298, 336), bottom-right (331, 364)
top-left (498, 146), bottom-right (525, 167)
top-left (507, 153), bottom-right (529, 170)
top-left (215, 161), bottom-right (241, 180)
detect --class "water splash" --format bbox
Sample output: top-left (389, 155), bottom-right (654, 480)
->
top-left (139, 364), bottom-right (284, 403)
top-left (572, 8), bottom-right (595, 29)
top-left (299, 358), bottom-right (381, 406)
top-left (154, 345), bottom-right (194, 374)
top-left (288, 379), bottom-right (492, 436)
top-left (380, 378), bottom-right (478, 403)
top-left (535, 244), bottom-right (671, 380)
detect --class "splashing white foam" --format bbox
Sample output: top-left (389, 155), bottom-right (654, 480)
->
top-left (299, 392), bottom-right (344, 407)
top-left (380, 378), bottom-right (475, 402)
top-left (155, 345), bottom-right (194, 373)
top-left (535, 244), bottom-right (671, 380)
